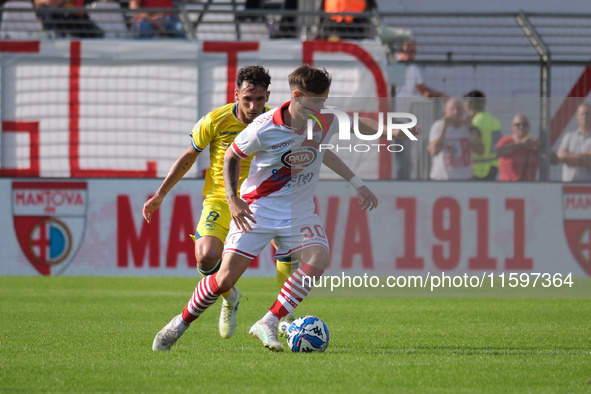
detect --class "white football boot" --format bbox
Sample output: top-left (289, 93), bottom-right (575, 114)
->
top-left (249, 320), bottom-right (285, 352)
top-left (152, 314), bottom-right (189, 351)
top-left (219, 287), bottom-right (241, 339)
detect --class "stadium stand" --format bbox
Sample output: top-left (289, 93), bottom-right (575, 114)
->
top-left (88, 0), bottom-right (132, 39)
top-left (0, 0), bottom-right (48, 39)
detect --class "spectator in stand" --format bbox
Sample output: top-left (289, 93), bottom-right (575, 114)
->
top-left (428, 98), bottom-right (483, 180)
top-left (556, 102), bottom-right (591, 182)
top-left (395, 39), bottom-right (447, 100)
top-left (496, 114), bottom-right (539, 181)
top-left (317, 0), bottom-right (376, 40)
top-left (129, 0), bottom-right (187, 39)
top-left (464, 90), bottom-right (502, 181)
top-left (395, 38), bottom-right (447, 180)
top-left (35, 0), bottom-right (103, 38)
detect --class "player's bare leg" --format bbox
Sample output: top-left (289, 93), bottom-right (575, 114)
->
top-left (194, 235), bottom-right (224, 274)
top-left (152, 234), bottom-right (241, 347)
top-left (257, 246), bottom-right (328, 342)
top-left (275, 256), bottom-right (299, 336)
top-left (211, 252), bottom-right (284, 352)
top-left (152, 252), bottom-right (251, 351)
top-left (194, 236), bottom-right (241, 339)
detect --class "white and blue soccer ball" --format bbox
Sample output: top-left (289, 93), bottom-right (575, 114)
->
top-left (278, 320), bottom-right (291, 337)
top-left (287, 315), bottom-right (330, 353)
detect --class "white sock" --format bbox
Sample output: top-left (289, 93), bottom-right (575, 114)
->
top-left (260, 311), bottom-right (279, 325)
top-left (175, 315), bottom-right (190, 331)
top-left (224, 287), bottom-right (237, 305)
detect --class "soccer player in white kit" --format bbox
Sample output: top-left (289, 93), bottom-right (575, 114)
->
top-left (223, 65), bottom-right (373, 351)
top-left (151, 65), bottom-right (380, 352)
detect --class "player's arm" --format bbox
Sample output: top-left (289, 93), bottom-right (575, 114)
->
top-left (554, 134), bottom-right (591, 167)
top-left (416, 82), bottom-right (448, 98)
top-left (556, 148), bottom-right (591, 168)
top-left (223, 147), bottom-right (256, 231)
top-left (469, 128), bottom-right (485, 155)
top-left (355, 116), bottom-right (421, 140)
top-left (495, 139), bottom-right (525, 157)
top-left (143, 145), bottom-right (198, 223)
top-left (322, 150), bottom-right (378, 211)
top-left (427, 121), bottom-right (446, 156)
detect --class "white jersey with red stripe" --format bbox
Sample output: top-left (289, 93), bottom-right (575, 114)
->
top-left (231, 100), bottom-right (343, 220)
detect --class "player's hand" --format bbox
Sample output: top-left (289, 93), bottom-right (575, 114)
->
top-left (143, 194), bottom-right (164, 223)
top-left (409, 125), bottom-right (422, 137)
top-left (228, 196), bottom-right (256, 232)
top-left (524, 138), bottom-right (539, 149)
top-left (356, 186), bottom-right (378, 211)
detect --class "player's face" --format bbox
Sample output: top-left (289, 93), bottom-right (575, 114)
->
top-left (398, 43), bottom-right (417, 61)
top-left (464, 101), bottom-right (475, 117)
top-left (235, 82), bottom-right (270, 124)
top-left (290, 89), bottom-right (329, 129)
top-left (577, 104), bottom-right (591, 131)
top-left (511, 115), bottom-right (530, 139)
top-left (444, 99), bottom-right (463, 125)
top-left (293, 89), bottom-right (329, 113)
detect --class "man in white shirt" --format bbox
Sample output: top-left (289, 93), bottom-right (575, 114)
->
top-left (428, 98), bottom-right (484, 180)
top-left (557, 102), bottom-right (591, 182)
top-left (395, 39), bottom-right (446, 99)
top-left (395, 39), bottom-right (447, 179)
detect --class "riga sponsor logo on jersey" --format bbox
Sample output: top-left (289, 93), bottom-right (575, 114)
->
top-left (12, 181), bottom-right (87, 276)
top-left (281, 146), bottom-right (318, 169)
top-left (562, 186), bottom-right (591, 275)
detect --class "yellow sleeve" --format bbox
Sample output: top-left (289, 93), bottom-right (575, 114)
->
top-left (190, 114), bottom-right (215, 152)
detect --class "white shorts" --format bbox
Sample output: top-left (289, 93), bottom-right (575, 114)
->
top-left (223, 213), bottom-right (330, 260)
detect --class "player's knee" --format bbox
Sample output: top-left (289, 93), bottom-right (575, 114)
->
top-left (195, 250), bottom-right (221, 271)
top-left (307, 249), bottom-right (330, 270)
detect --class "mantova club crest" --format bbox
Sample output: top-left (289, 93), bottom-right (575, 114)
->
top-left (12, 181), bottom-right (87, 275)
top-left (563, 186), bottom-right (591, 276)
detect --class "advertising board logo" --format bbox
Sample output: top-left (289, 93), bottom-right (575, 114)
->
top-left (12, 181), bottom-right (87, 276)
top-left (562, 186), bottom-right (591, 275)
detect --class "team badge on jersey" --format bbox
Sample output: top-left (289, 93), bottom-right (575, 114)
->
top-left (12, 181), bottom-right (87, 275)
top-left (562, 186), bottom-right (591, 275)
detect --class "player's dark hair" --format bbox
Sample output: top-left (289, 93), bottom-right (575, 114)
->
top-left (288, 65), bottom-right (332, 94)
top-left (236, 65), bottom-right (271, 91)
top-left (464, 90), bottom-right (486, 112)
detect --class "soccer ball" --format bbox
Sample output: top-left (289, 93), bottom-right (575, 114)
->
top-left (277, 320), bottom-right (291, 337)
top-left (287, 315), bottom-right (330, 353)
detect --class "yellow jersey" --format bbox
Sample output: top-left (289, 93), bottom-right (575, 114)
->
top-left (191, 102), bottom-right (270, 202)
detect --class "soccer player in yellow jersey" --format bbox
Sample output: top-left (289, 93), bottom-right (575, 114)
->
top-left (143, 65), bottom-right (286, 340)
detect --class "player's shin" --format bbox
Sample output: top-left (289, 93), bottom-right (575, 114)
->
top-left (276, 256), bottom-right (300, 290)
top-left (181, 273), bottom-right (224, 324)
top-left (264, 263), bottom-right (324, 324)
top-left (196, 259), bottom-right (232, 299)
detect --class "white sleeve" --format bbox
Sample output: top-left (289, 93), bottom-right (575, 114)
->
top-left (557, 132), bottom-right (571, 152)
top-left (428, 119), bottom-right (444, 143)
top-left (231, 124), bottom-right (262, 159)
top-left (408, 64), bottom-right (424, 87)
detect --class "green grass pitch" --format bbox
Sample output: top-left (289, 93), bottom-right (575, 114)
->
top-left (1, 277), bottom-right (590, 393)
